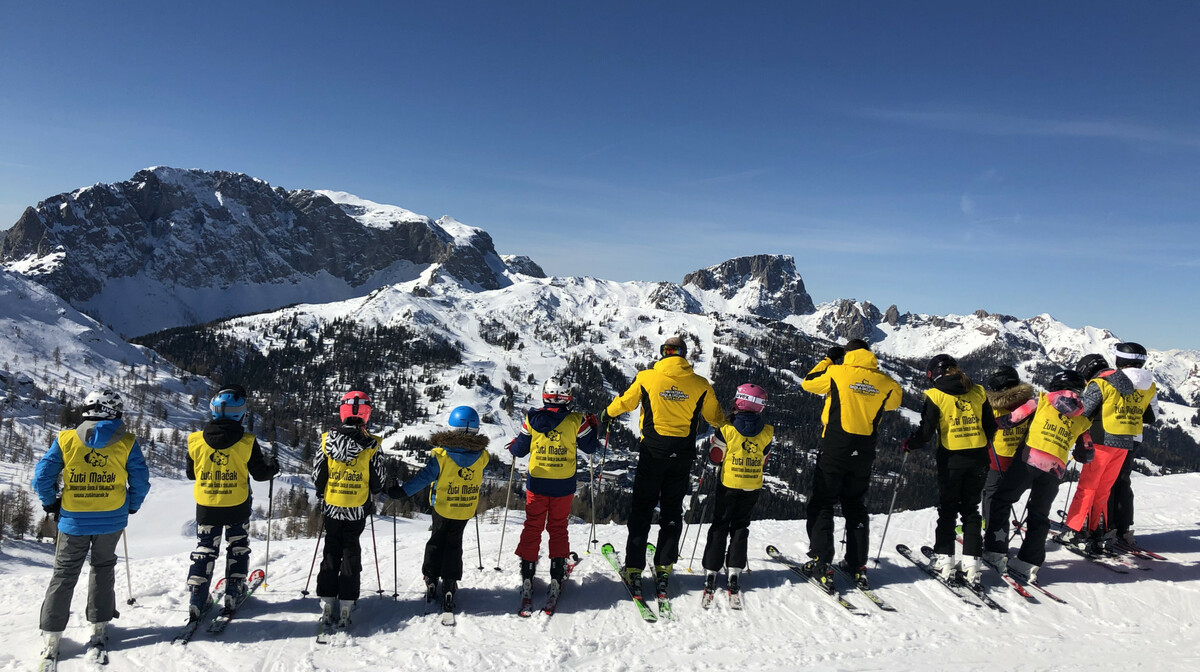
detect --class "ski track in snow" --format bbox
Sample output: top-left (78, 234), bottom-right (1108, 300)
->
top-left (2, 474), bottom-right (1199, 671)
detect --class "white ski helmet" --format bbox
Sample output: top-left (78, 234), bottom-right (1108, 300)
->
top-left (83, 389), bottom-right (123, 420)
top-left (542, 378), bottom-right (573, 405)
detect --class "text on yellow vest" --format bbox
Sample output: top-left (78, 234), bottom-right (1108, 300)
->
top-left (431, 447), bottom-right (490, 520)
top-left (926, 386), bottom-right (988, 450)
top-left (59, 429), bottom-right (134, 513)
top-left (992, 408), bottom-right (1031, 459)
top-left (188, 432), bottom-right (254, 507)
top-left (1026, 393), bottom-right (1093, 463)
top-left (322, 432), bottom-right (381, 508)
top-left (528, 413), bottom-right (583, 479)
top-left (719, 423), bottom-right (774, 490)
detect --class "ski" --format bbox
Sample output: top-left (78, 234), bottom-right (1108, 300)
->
top-left (1002, 564), bottom-right (1069, 605)
top-left (542, 552), bottom-right (581, 617)
top-left (1113, 539), bottom-right (1168, 561)
top-left (919, 547), bottom-right (1007, 613)
top-left (517, 579), bottom-right (536, 618)
top-left (441, 590), bottom-right (456, 627)
top-left (1050, 536), bottom-right (1131, 573)
top-left (206, 569), bottom-right (267, 635)
top-left (171, 579), bottom-right (227, 645)
top-left (600, 543), bottom-right (658, 623)
top-left (831, 564), bottom-right (898, 612)
top-left (895, 544), bottom-right (982, 609)
top-left (37, 653), bottom-right (57, 672)
top-left (979, 556), bottom-right (1036, 602)
top-left (727, 588), bottom-right (744, 610)
top-left (316, 612), bottom-right (353, 645)
top-left (700, 589), bottom-right (716, 609)
top-left (85, 638), bottom-right (110, 665)
top-left (646, 543), bottom-right (674, 621)
top-left (765, 545), bottom-right (865, 616)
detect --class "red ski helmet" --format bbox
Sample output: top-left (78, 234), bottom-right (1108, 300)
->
top-left (734, 383), bottom-right (767, 413)
top-left (340, 390), bottom-right (372, 424)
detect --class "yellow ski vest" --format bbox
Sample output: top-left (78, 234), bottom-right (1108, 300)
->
top-left (926, 386), bottom-right (988, 450)
top-left (431, 447), bottom-right (489, 520)
top-left (1096, 378), bottom-right (1156, 439)
top-left (189, 432), bottom-right (254, 507)
top-left (719, 423), bottom-right (774, 490)
top-left (321, 432), bottom-right (381, 508)
top-left (59, 429), bottom-right (134, 513)
top-left (1026, 394), bottom-right (1093, 464)
top-left (992, 408), bottom-right (1031, 459)
top-left (528, 413), bottom-right (582, 480)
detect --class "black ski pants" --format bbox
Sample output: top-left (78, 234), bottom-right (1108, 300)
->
top-left (422, 513), bottom-right (468, 585)
top-left (701, 483), bottom-right (760, 572)
top-left (624, 450), bottom-right (692, 570)
top-left (806, 448), bottom-right (873, 568)
top-left (317, 516), bottom-right (367, 601)
top-left (1108, 448), bottom-right (1136, 533)
top-left (934, 448), bottom-right (988, 557)
top-left (984, 450), bottom-right (1062, 567)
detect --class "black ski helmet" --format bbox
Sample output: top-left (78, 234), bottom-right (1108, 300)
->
top-left (986, 366), bottom-right (1021, 392)
top-left (1048, 369), bottom-right (1087, 394)
top-left (926, 354), bottom-right (958, 381)
top-left (1075, 354), bottom-right (1110, 381)
top-left (1113, 342), bottom-right (1148, 369)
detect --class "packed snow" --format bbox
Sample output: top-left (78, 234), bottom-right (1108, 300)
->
top-left (1, 473), bottom-right (1197, 671)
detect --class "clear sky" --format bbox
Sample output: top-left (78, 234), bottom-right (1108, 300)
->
top-left (2, 2), bottom-right (1197, 350)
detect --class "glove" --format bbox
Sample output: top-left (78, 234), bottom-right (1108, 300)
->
top-left (598, 410), bottom-right (613, 431)
top-left (1072, 444), bottom-right (1095, 464)
top-left (128, 508), bottom-right (138, 515)
top-left (386, 484), bottom-right (406, 499)
top-left (583, 413), bottom-right (599, 433)
top-left (364, 498), bottom-right (376, 516)
top-left (708, 445), bottom-right (725, 466)
top-left (43, 498), bottom-right (61, 519)
top-left (827, 346), bottom-right (845, 365)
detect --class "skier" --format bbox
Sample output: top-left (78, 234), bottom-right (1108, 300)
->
top-left (1060, 343), bottom-right (1159, 551)
top-left (902, 354), bottom-right (997, 588)
top-left (603, 335), bottom-right (726, 598)
top-left (800, 340), bottom-right (902, 591)
top-left (981, 366), bottom-right (1035, 524)
top-left (33, 389), bottom-right (150, 662)
top-left (506, 378), bottom-right (600, 604)
top-left (983, 370), bottom-right (1093, 582)
top-left (313, 391), bottom-right (387, 628)
top-left (388, 406), bottom-right (490, 613)
top-left (700, 383), bottom-right (774, 599)
top-left (185, 385), bottom-right (279, 620)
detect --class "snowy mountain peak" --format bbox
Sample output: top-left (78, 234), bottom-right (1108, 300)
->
top-left (0, 168), bottom-right (537, 336)
top-left (683, 254), bottom-right (816, 318)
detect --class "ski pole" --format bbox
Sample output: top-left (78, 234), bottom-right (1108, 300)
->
top-left (369, 510), bottom-right (383, 597)
top-left (494, 456), bottom-right (518, 571)
top-left (1059, 462), bottom-right (1079, 527)
top-left (679, 461), bottom-right (710, 553)
top-left (301, 517), bottom-right (326, 597)
top-left (686, 472), bottom-right (717, 572)
top-left (263, 445), bottom-right (277, 590)
top-left (474, 515), bottom-right (484, 570)
top-left (122, 529), bottom-right (136, 605)
top-left (392, 502), bottom-right (399, 599)
top-left (873, 451), bottom-right (907, 567)
top-left (589, 427), bottom-right (610, 550)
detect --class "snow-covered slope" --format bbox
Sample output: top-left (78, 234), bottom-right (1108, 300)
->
top-left (1, 473), bottom-right (1197, 671)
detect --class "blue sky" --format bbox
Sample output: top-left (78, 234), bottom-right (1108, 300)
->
top-left (1, 2), bottom-right (1197, 350)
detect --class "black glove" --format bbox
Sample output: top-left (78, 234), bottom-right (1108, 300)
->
top-left (128, 508), bottom-right (138, 515)
top-left (43, 498), bottom-right (61, 519)
top-left (364, 498), bottom-right (376, 516)
top-left (1072, 444), bottom-right (1095, 465)
top-left (827, 346), bottom-right (845, 365)
top-left (386, 484), bottom-right (406, 499)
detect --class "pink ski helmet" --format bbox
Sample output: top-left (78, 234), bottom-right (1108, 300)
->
top-left (734, 383), bottom-right (767, 413)
top-left (340, 390), bottom-right (372, 424)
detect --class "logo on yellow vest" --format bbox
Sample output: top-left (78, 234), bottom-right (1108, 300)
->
top-left (84, 451), bottom-right (108, 468)
top-left (458, 467), bottom-right (476, 481)
top-left (545, 429), bottom-right (562, 441)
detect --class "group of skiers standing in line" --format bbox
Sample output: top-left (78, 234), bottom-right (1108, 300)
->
top-left (30, 334), bottom-right (1159, 656)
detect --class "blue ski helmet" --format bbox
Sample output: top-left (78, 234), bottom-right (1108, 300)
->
top-left (210, 386), bottom-right (248, 421)
top-left (448, 406), bottom-right (480, 434)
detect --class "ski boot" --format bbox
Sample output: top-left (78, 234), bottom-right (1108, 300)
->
top-left (1008, 557), bottom-right (1040, 583)
top-left (423, 575), bottom-right (439, 604)
top-left (519, 560), bottom-right (537, 599)
top-left (41, 631), bottom-right (62, 660)
top-left (442, 581), bottom-right (457, 613)
top-left (337, 600), bottom-right (354, 628)
top-left (837, 560), bottom-right (870, 590)
top-left (621, 566), bottom-right (644, 599)
top-left (548, 557), bottom-right (567, 599)
top-left (1056, 528), bottom-right (1089, 551)
top-left (187, 585), bottom-right (209, 622)
top-left (319, 596), bottom-right (337, 625)
top-left (223, 577), bottom-right (246, 613)
top-left (802, 558), bottom-right (835, 594)
top-left (930, 553), bottom-right (956, 582)
top-left (727, 568), bottom-right (744, 609)
top-left (653, 564), bottom-right (672, 599)
top-left (960, 556), bottom-right (983, 589)
top-left (88, 621), bottom-right (108, 647)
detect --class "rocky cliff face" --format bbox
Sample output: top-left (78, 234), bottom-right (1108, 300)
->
top-left (682, 254), bottom-right (816, 318)
top-left (1, 168), bottom-right (527, 335)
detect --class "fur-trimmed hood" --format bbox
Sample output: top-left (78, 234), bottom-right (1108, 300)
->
top-left (987, 382), bottom-right (1035, 412)
top-left (430, 430), bottom-right (490, 452)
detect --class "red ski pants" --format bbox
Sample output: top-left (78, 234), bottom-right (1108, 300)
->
top-left (1065, 444), bottom-right (1126, 532)
top-left (515, 491), bottom-right (573, 562)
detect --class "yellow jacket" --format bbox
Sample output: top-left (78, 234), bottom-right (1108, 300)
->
top-left (801, 348), bottom-right (902, 456)
top-left (607, 356), bottom-right (727, 459)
